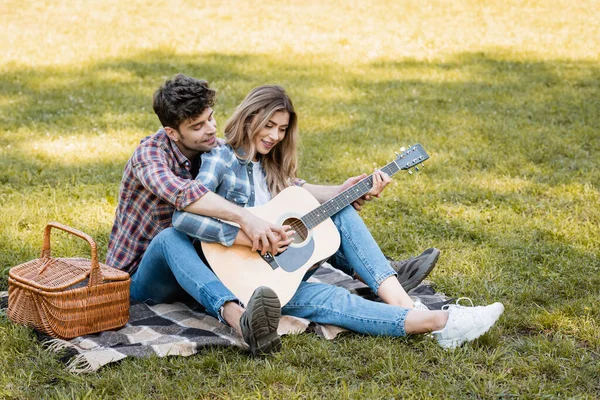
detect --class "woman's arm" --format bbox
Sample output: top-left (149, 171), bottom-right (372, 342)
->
top-left (301, 170), bottom-right (391, 210)
top-left (173, 146), bottom-right (242, 246)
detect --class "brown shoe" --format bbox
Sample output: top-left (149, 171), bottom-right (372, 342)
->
top-left (389, 248), bottom-right (440, 292)
top-left (240, 286), bottom-right (282, 356)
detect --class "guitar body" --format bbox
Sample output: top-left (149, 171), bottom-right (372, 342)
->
top-left (201, 144), bottom-right (429, 307)
top-left (202, 186), bottom-right (341, 306)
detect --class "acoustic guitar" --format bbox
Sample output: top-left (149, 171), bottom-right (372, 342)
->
top-left (202, 144), bottom-right (429, 306)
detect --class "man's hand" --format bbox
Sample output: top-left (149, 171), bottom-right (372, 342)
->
top-left (239, 212), bottom-right (295, 255)
top-left (341, 170), bottom-right (391, 211)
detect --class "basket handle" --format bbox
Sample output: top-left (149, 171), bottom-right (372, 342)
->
top-left (40, 222), bottom-right (102, 286)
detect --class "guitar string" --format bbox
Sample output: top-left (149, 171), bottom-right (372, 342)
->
top-left (273, 147), bottom-right (425, 238)
top-left (301, 160), bottom-right (400, 227)
top-left (263, 147), bottom-right (425, 256)
top-left (299, 155), bottom-right (413, 228)
top-left (280, 158), bottom-right (403, 233)
top-left (281, 178), bottom-right (375, 237)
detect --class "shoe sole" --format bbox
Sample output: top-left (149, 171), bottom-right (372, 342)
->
top-left (400, 248), bottom-right (440, 292)
top-left (243, 287), bottom-right (282, 356)
top-left (438, 303), bottom-right (505, 349)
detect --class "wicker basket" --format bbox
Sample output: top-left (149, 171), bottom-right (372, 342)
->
top-left (8, 222), bottom-right (130, 339)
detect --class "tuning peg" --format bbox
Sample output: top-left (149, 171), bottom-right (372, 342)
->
top-left (420, 162), bottom-right (425, 168)
top-left (408, 169), bottom-right (413, 175)
top-left (400, 146), bottom-right (406, 152)
top-left (415, 167), bottom-right (419, 172)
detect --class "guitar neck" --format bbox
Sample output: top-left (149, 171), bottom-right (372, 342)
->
top-left (301, 161), bottom-right (400, 230)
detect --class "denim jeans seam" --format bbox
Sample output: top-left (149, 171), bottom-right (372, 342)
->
top-left (396, 308), bottom-right (408, 336)
top-left (193, 280), bottom-right (237, 318)
top-left (379, 270), bottom-right (398, 285)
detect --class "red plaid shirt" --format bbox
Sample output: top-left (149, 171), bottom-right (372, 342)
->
top-left (106, 129), bottom-right (209, 274)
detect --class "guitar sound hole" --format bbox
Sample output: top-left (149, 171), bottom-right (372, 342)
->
top-left (282, 217), bottom-right (308, 244)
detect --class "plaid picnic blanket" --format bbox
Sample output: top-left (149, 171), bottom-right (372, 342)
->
top-left (0, 263), bottom-right (449, 373)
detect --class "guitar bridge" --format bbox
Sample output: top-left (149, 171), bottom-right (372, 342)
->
top-left (259, 251), bottom-right (280, 270)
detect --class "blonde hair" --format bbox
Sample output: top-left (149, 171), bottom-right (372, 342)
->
top-left (225, 85), bottom-right (299, 195)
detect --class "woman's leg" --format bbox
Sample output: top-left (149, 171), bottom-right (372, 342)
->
top-left (405, 310), bottom-right (448, 333)
top-left (329, 206), bottom-right (414, 307)
top-left (282, 281), bottom-right (446, 336)
top-left (283, 281), bottom-right (504, 349)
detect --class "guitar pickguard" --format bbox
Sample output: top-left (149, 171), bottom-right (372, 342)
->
top-left (260, 237), bottom-right (316, 272)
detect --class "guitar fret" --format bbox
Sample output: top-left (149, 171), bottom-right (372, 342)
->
top-left (301, 145), bottom-right (426, 229)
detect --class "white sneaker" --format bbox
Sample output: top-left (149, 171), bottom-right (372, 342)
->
top-left (433, 298), bottom-right (504, 349)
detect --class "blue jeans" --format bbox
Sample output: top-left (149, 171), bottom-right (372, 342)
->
top-left (282, 205), bottom-right (408, 336)
top-left (130, 228), bottom-right (238, 322)
top-left (283, 282), bottom-right (408, 336)
top-left (328, 206), bottom-right (397, 295)
top-left (131, 216), bottom-right (409, 336)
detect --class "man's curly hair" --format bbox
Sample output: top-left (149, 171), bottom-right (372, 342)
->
top-left (152, 74), bottom-right (217, 130)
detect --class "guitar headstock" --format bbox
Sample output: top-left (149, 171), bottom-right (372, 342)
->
top-left (394, 144), bottom-right (429, 173)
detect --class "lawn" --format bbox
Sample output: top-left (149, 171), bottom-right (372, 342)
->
top-left (1, 0), bottom-right (599, 398)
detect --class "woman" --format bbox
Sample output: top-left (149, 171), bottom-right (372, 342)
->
top-left (173, 85), bottom-right (504, 349)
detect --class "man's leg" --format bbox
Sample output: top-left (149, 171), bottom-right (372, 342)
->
top-left (386, 248), bottom-right (440, 292)
top-left (130, 228), bottom-right (238, 318)
top-left (130, 228), bottom-right (281, 355)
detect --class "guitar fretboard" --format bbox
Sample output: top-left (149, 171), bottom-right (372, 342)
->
top-left (300, 161), bottom-right (401, 230)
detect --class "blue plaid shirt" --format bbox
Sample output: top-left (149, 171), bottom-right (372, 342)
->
top-left (172, 145), bottom-right (304, 245)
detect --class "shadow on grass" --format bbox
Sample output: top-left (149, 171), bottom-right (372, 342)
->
top-left (1, 50), bottom-right (599, 321)
top-left (1, 49), bottom-right (599, 185)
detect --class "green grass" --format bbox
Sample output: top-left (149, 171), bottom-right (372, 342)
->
top-left (1, 0), bottom-right (599, 398)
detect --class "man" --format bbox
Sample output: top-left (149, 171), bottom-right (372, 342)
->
top-left (107, 74), bottom-right (440, 355)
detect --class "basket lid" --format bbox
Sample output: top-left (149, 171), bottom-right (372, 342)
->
top-left (9, 257), bottom-right (129, 292)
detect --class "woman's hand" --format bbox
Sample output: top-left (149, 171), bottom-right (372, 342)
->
top-left (369, 169), bottom-right (391, 197)
top-left (341, 170), bottom-right (391, 211)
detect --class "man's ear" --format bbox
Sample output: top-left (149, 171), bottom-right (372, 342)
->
top-left (164, 127), bottom-right (179, 142)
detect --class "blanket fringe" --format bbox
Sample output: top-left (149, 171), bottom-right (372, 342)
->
top-left (44, 338), bottom-right (79, 353)
top-left (66, 354), bottom-right (95, 374)
top-left (0, 292), bottom-right (7, 316)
